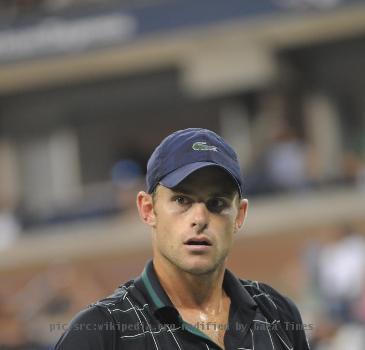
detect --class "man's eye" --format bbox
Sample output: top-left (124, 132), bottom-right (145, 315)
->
top-left (174, 196), bottom-right (190, 205)
top-left (206, 198), bottom-right (228, 213)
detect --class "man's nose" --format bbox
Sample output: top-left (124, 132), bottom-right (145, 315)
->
top-left (190, 202), bottom-right (209, 232)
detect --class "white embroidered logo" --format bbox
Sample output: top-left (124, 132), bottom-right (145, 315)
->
top-left (192, 142), bottom-right (218, 152)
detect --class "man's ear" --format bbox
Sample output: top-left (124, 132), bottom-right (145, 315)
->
top-left (234, 198), bottom-right (248, 233)
top-left (136, 191), bottom-right (156, 227)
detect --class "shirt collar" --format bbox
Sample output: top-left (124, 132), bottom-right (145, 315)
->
top-left (135, 259), bottom-right (257, 324)
top-left (223, 268), bottom-right (257, 311)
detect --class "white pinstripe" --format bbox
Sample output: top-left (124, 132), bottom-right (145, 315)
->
top-left (121, 328), bottom-right (165, 339)
top-left (109, 304), bottom-right (149, 313)
top-left (253, 319), bottom-right (271, 324)
top-left (276, 332), bottom-right (293, 350)
top-left (166, 324), bottom-right (182, 350)
top-left (251, 329), bottom-right (255, 350)
top-left (262, 294), bottom-right (278, 310)
top-left (264, 317), bottom-right (275, 350)
top-left (125, 295), bottom-right (145, 334)
top-left (253, 319), bottom-right (280, 326)
top-left (252, 293), bottom-right (266, 298)
top-left (138, 302), bottom-right (160, 350)
top-left (120, 326), bottom-right (181, 339)
top-left (120, 285), bottom-right (135, 300)
top-left (251, 292), bottom-right (278, 310)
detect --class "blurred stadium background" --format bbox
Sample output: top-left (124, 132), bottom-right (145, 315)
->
top-left (1, 0), bottom-right (365, 349)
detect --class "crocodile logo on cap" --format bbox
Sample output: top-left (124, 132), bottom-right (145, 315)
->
top-left (192, 142), bottom-right (218, 152)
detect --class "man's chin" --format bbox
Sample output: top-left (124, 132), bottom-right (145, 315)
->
top-left (180, 260), bottom-right (220, 276)
top-left (162, 253), bottom-right (225, 276)
top-left (186, 267), bottom-right (215, 276)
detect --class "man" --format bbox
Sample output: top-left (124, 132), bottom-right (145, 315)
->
top-left (55, 128), bottom-right (310, 350)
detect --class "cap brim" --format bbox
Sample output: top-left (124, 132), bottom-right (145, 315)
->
top-left (160, 162), bottom-right (242, 196)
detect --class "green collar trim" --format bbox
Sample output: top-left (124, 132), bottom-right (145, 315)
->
top-left (182, 321), bottom-right (213, 343)
top-left (141, 266), bottom-right (165, 309)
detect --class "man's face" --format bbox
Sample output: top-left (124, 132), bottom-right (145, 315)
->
top-left (149, 166), bottom-right (247, 275)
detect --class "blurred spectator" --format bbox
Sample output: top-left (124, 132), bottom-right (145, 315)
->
top-left (316, 226), bottom-right (365, 323)
top-left (311, 322), bottom-right (365, 350)
top-left (0, 141), bottom-right (21, 247)
top-left (111, 158), bottom-right (143, 211)
top-left (352, 126), bottom-right (365, 189)
top-left (264, 124), bottom-right (310, 192)
top-left (0, 200), bottom-right (20, 250)
top-left (330, 324), bottom-right (365, 350)
top-left (304, 226), bottom-right (365, 349)
top-left (356, 165), bottom-right (365, 190)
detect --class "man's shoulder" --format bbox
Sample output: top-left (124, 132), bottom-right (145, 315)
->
top-left (54, 304), bottom-right (115, 349)
top-left (238, 279), bottom-right (286, 299)
top-left (55, 279), bottom-right (144, 349)
top-left (93, 281), bottom-right (132, 309)
top-left (93, 279), bottom-right (145, 313)
top-left (238, 279), bottom-right (310, 350)
top-left (238, 278), bottom-right (303, 323)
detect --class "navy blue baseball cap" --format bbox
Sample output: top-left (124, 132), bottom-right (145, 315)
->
top-left (146, 128), bottom-right (244, 197)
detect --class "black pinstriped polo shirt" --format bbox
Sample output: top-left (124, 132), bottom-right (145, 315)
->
top-left (55, 260), bottom-right (310, 350)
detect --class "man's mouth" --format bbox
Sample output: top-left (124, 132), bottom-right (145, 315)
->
top-left (184, 238), bottom-right (212, 246)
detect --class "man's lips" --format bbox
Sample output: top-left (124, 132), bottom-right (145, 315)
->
top-left (184, 237), bottom-right (212, 246)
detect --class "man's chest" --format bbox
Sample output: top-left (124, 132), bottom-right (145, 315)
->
top-left (177, 305), bottom-right (230, 349)
top-left (115, 308), bottom-right (290, 350)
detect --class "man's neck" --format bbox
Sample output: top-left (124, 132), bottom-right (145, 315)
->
top-left (153, 257), bottom-right (226, 312)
